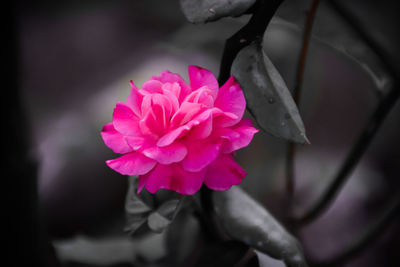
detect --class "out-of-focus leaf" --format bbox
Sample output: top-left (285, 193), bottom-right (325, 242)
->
top-left (180, 0), bottom-right (256, 23)
top-left (124, 176), bottom-right (183, 235)
top-left (213, 187), bottom-right (308, 267)
top-left (147, 199), bottom-right (181, 233)
top-left (255, 250), bottom-right (286, 267)
top-left (124, 176), bottom-right (153, 234)
top-left (147, 212), bottom-right (172, 233)
top-left (194, 240), bottom-right (249, 267)
top-left (231, 42), bottom-right (308, 144)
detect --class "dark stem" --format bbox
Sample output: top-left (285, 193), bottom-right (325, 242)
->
top-left (313, 195), bottom-right (400, 267)
top-left (200, 0), bottom-right (284, 235)
top-left (286, 0), bottom-right (320, 206)
top-left (296, 1), bottom-right (400, 225)
top-left (218, 0), bottom-right (284, 84)
top-left (195, 191), bottom-right (223, 241)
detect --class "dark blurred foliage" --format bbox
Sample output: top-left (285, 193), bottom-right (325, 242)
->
top-left (9, 0), bottom-right (400, 266)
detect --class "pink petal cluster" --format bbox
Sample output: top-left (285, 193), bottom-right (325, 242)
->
top-left (101, 66), bottom-right (258, 195)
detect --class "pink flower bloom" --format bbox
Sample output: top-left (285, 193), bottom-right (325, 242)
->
top-left (101, 66), bottom-right (258, 195)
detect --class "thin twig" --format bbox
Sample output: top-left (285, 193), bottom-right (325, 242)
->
top-left (286, 0), bottom-right (320, 206)
top-left (313, 195), bottom-right (400, 267)
top-left (296, 1), bottom-right (400, 225)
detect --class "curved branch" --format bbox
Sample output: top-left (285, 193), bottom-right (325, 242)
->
top-left (295, 0), bottom-right (400, 225)
top-left (286, 0), bottom-right (320, 206)
top-left (297, 81), bottom-right (400, 225)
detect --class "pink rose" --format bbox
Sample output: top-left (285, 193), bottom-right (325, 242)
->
top-left (101, 66), bottom-right (258, 195)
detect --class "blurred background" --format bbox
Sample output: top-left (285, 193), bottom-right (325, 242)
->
top-left (11, 0), bottom-right (400, 266)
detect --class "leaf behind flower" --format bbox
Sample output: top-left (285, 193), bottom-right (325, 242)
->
top-left (125, 176), bottom-right (184, 235)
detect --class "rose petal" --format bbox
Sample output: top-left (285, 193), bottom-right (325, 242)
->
top-left (126, 81), bottom-right (143, 117)
top-left (112, 102), bottom-right (141, 136)
top-left (152, 70), bottom-right (191, 103)
top-left (204, 154), bottom-right (246, 190)
top-left (101, 123), bottom-right (132, 154)
top-left (162, 83), bottom-right (180, 113)
top-left (158, 109), bottom-right (212, 147)
top-left (188, 65), bottom-right (219, 99)
top-left (139, 163), bottom-right (206, 195)
top-left (170, 102), bottom-right (204, 129)
top-left (211, 107), bottom-right (239, 128)
top-left (151, 93), bottom-right (173, 130)
top-left (139, 93), bottom-right (173, 137)
top-left (106, 152), bottom-right (156, 175)
top-left (124, 136), bottom-right (145, 150)
top-left (214, 76), bottom-right (245, 126)
top-left (220, 119), bottom-right (259, 153)
top-left (142, 142), bottom-right (187, 164)
top-left (142, 80), bottom-right (163, 94)
top-left (139, 108), bottom-right (164, 137)
top-left (182, 141), bottom-right (221, 172)
top-left (187, 109), bottom-right (213, 141)
top-left (184, 86), bottom-right (214, 107)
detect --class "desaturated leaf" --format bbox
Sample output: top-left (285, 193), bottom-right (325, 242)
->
top-left (156, 199), bottom-right (180, 219)
top-left (231, 42), bottom-right (308, 144)
top-left (255, 250), bottom-right (286, 267)
top-left (147, 211), bottom-right (172, 233)
top-left (194, 240), bottom-right (249, 267)
top-left (180, 0), bottom-right (256, 23)
top-left (147, 199), bottom-right (181, 233)
top-left (124, 176), bottom-right (153, 234)
top-left (125, 177), bottom-right (183, 235)
top-left (213, 187), bottom-right (308, 267)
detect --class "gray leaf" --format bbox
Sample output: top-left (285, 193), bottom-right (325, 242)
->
top-left (180, 0), bottom-right (256, 23)
top-left (147, 199), bottom-right (183, 233)
top-left (231, 42), bottom-right (309, 144)
top-left (125, 177), bottom-right (186, 234)
top-left (147, 211), bottom-right (172, 233)
top-left (213, 187), bottom-right (308, 267)
top-left (124, 176), bottom-right (153, 234)
top-left (157, 199), bottom-right (181, 220)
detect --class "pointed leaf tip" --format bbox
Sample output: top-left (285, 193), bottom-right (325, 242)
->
top-left (231, 43), bottom-right (309, 144)
top-left (213, 187), bottom-right (308, 267)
